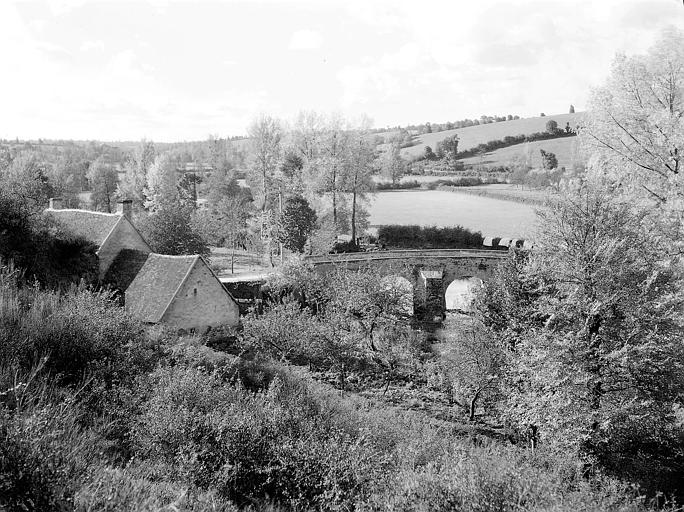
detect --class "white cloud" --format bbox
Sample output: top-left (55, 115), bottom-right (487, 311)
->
top-left (288, 29), bottom-right (323, 50)
top-left (80, 39), bottom-right (105, 52)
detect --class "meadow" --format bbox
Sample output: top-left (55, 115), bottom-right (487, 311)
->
top-left (399, 112), bottom-right (584, 157)
top-left (458, 136), bottom-right (583, 170)
top-left (367, 190), bottom-right (539, 239)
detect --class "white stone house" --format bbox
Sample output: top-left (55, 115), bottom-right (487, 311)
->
top-left (45, 198), bottom-right (239, 330)
top-left (125, 254), bottom-right (240, 330)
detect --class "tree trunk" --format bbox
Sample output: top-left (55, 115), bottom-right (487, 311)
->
top-left (351, 190), bottom-right (357, 244)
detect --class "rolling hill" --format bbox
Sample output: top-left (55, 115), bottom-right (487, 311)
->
top-left (458, 136), bottom-right (584, 170)
top-left (400, 112), bottom-right (584, 158)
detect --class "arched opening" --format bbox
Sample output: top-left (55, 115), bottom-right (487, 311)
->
top-left (445, 277), bottom-right (483, 312)
top-left (380, 275), bottom-right (414, 315)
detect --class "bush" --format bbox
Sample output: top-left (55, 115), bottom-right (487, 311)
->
top-left (375, 180), bottom-right (421, 191)
top-left (377, 225), bottom-right (483, 249)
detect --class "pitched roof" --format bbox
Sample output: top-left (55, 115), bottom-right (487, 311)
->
top-left (102, 248), bottom-right (151, 292)
top-left (46, 209), bottom-right (122, 248)
top-left (125, 253), bottom-right (200, 323)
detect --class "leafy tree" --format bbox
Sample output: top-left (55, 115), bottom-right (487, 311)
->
top-left (278, 196), bottom-right (317, 253)
top-left (86, 156), bottom-right (118, 213)
top-left (540, 149), bottom-right (558, 170)
top-left (144, 152), bottom-right (187, 212)
top-left (247, 115), bottom-right (282, 212)
top-left (117, 139), bottom-right (155, 210)
top-left (1, 151), bottom-right (54, 214)
top-left (436, 135), bottom-right (459, 161)
top-left (582, 27), bottom-right (684, 206)
top-left (482, 182), bottom-right (684, 494)
top-left (424, 145), bottom-right (436, 160)
top-left (545, 119), bottom-right (558, 134)
top-left (381, 142), bottom-right (406, 185)
top-left (341, 133), bottom-right (375, 243)
top-left (569, 104), bottom-right (575, 113)
top-left (139, 203), bottom-right (209, 256)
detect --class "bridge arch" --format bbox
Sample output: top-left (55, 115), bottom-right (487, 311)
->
top-left (445, 276), bottom-right (483, 312)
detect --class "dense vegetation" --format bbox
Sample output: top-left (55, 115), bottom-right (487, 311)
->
top-left (377, 225), bottom-right (484, 249)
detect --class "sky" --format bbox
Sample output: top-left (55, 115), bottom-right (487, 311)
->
top-left (1, 0), bottom-right (684, 142)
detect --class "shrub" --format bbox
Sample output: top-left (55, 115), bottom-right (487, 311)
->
top-left (377, 225), bottom-right (483, 249)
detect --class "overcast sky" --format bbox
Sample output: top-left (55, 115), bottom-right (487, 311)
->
top-left (1, 0), bottom-right (684, 142)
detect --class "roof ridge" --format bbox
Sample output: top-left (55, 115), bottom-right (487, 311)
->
top-left (156, 254), bottom-right (199, 322)
top-left (46, 208), bottom-right (121, 217)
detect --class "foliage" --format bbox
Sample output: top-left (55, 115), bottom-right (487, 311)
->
top-left (144, 152), bottom-right (183, 211)
top-left (377, 225), bottom-right (484, 249)
top-left (545, 119), bottom-right (559, 134)
top-left (436, 134), bottom-right (459, 161)
top-left (540, 149), bottom-right (558, 169)
top-left (380, 142), bottom-right (406, 185)
top-left (582, 27), bottom-right (684, 207)
top-left (86, 156), bottom-right (118, 213)
top-left (277, 196), bottom-right (317, 253)
top-left (138, 203), bottom-right (209, 256)
top-left (478, 182), bottom-right (684, 498)
top-left (0, 151), bottom-right (55, 214)
top-left (375, 180), bottom-right (421, 190)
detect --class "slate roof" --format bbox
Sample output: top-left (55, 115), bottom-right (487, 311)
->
top-left (46, 209), bottom-right (121, 248)
top-left (125, 254), bottom-right (200, 323)
top-left (102, 249), bottom-right (151, 292)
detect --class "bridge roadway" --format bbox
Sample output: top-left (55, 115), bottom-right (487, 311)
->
top-left (303, 248), bottom-right (506, 265)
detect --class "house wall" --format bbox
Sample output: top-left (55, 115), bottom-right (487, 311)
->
top-left (97, 218), bottom-right (151, 280)
top-left (162, 262), bottom-right (240, 330)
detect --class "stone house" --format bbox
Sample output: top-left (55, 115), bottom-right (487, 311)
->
top-left (125, 254), bottom-right (240, 330)
top-left (45, 198), bottom-right (239, 330)
top-left (46, 198), bottom-right (151, 280)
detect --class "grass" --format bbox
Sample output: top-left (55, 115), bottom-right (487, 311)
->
top-left (399, 112), bottom-right (584, 157)
top-left (459, 136), bottom-right (584, 170)
top-left (368, 190), bottom-right (539, 239)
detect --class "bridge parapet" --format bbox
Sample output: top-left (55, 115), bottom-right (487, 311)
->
top-left (304, 249), bottom-right (506, 265)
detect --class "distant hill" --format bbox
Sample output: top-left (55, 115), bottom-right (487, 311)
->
top-left (401, 112), bottom-right (584, 158)
top-left (459, 136), bottom-right (584, 170)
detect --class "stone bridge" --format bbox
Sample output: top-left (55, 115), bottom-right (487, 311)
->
top-left (304, 249), bottom-right (507, 320)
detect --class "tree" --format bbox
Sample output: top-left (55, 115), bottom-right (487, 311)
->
top-left (118, 139), bottom-right (155, 210)
top-left (139, 203), bottom-right (209, 256)
top-left (424, 145), bottom-right (436, 160)
top-left (86, 156), bottom-right (118, 213)
top-left (381, 142), bottom-right (406, 185)
top-left (278, 196), bottom-right (317, 253)
top-left (1, 151), bottom-right (54, 214)
top-left (247, 115), bottom-right (282, 212)
top-left (144, 152), bottom-right (181, 211)
top-left (436, 135), bottom-right (459, 161)
top-left (569, 104), bottom-right (575, 114)
top-left (481, 182), bottom-right (684, 493)
top-left (545, 119), bottom-right (559, 135)
top-left (540, 149), bottom-right (558, 170)
top-left (581, 27), bottom-right (684, 205)
top-left (341, 133), bottom-right (375, 243)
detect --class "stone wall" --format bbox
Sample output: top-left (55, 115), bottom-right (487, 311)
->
top-left (163, 261), bottom-right (240, 330)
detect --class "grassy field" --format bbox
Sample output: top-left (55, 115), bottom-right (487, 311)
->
top-left (459, 136), bottom-right (583, 169)
top-left (368, 190), bottom-right (539, 239)
top-left (399, 112), bottom-right (584, 157)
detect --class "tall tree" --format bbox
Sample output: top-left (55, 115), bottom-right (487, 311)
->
top-left (380, 141), bottom-right (406, 185)
top-left (118, 139), bottom-right (155, 210)
top-left (144, 152), bottom-right (181, 211)
top-left (341, 133), bottom-right (375, 243)
top-left (86, 156), bottom-right (118, 213)
top-left (277, 196), bottom-right (317, 253)
top-left (581, 27), bottom-right (684, 205)
top-left (247, 115), bottom-right (282, 212)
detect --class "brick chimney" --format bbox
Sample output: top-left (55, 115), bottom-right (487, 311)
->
top-left (49, 197), bottom-right (63, 210)
top-left (117, 199), bottom-right (133, 220)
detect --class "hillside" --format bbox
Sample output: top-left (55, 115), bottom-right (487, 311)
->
top-left (401, 112), bottom-right (584, 158)
top-left (458, 136), bottom-right (584, 170)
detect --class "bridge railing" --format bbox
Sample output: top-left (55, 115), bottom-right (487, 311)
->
top-left (304, 249), bottom-right (507, 264)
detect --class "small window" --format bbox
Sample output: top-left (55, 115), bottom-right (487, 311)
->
top-left (193, 288), bottom-right (197, 297)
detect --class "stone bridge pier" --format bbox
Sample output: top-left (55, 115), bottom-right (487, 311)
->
top-left (304, 249), bottom-right (506, 321)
